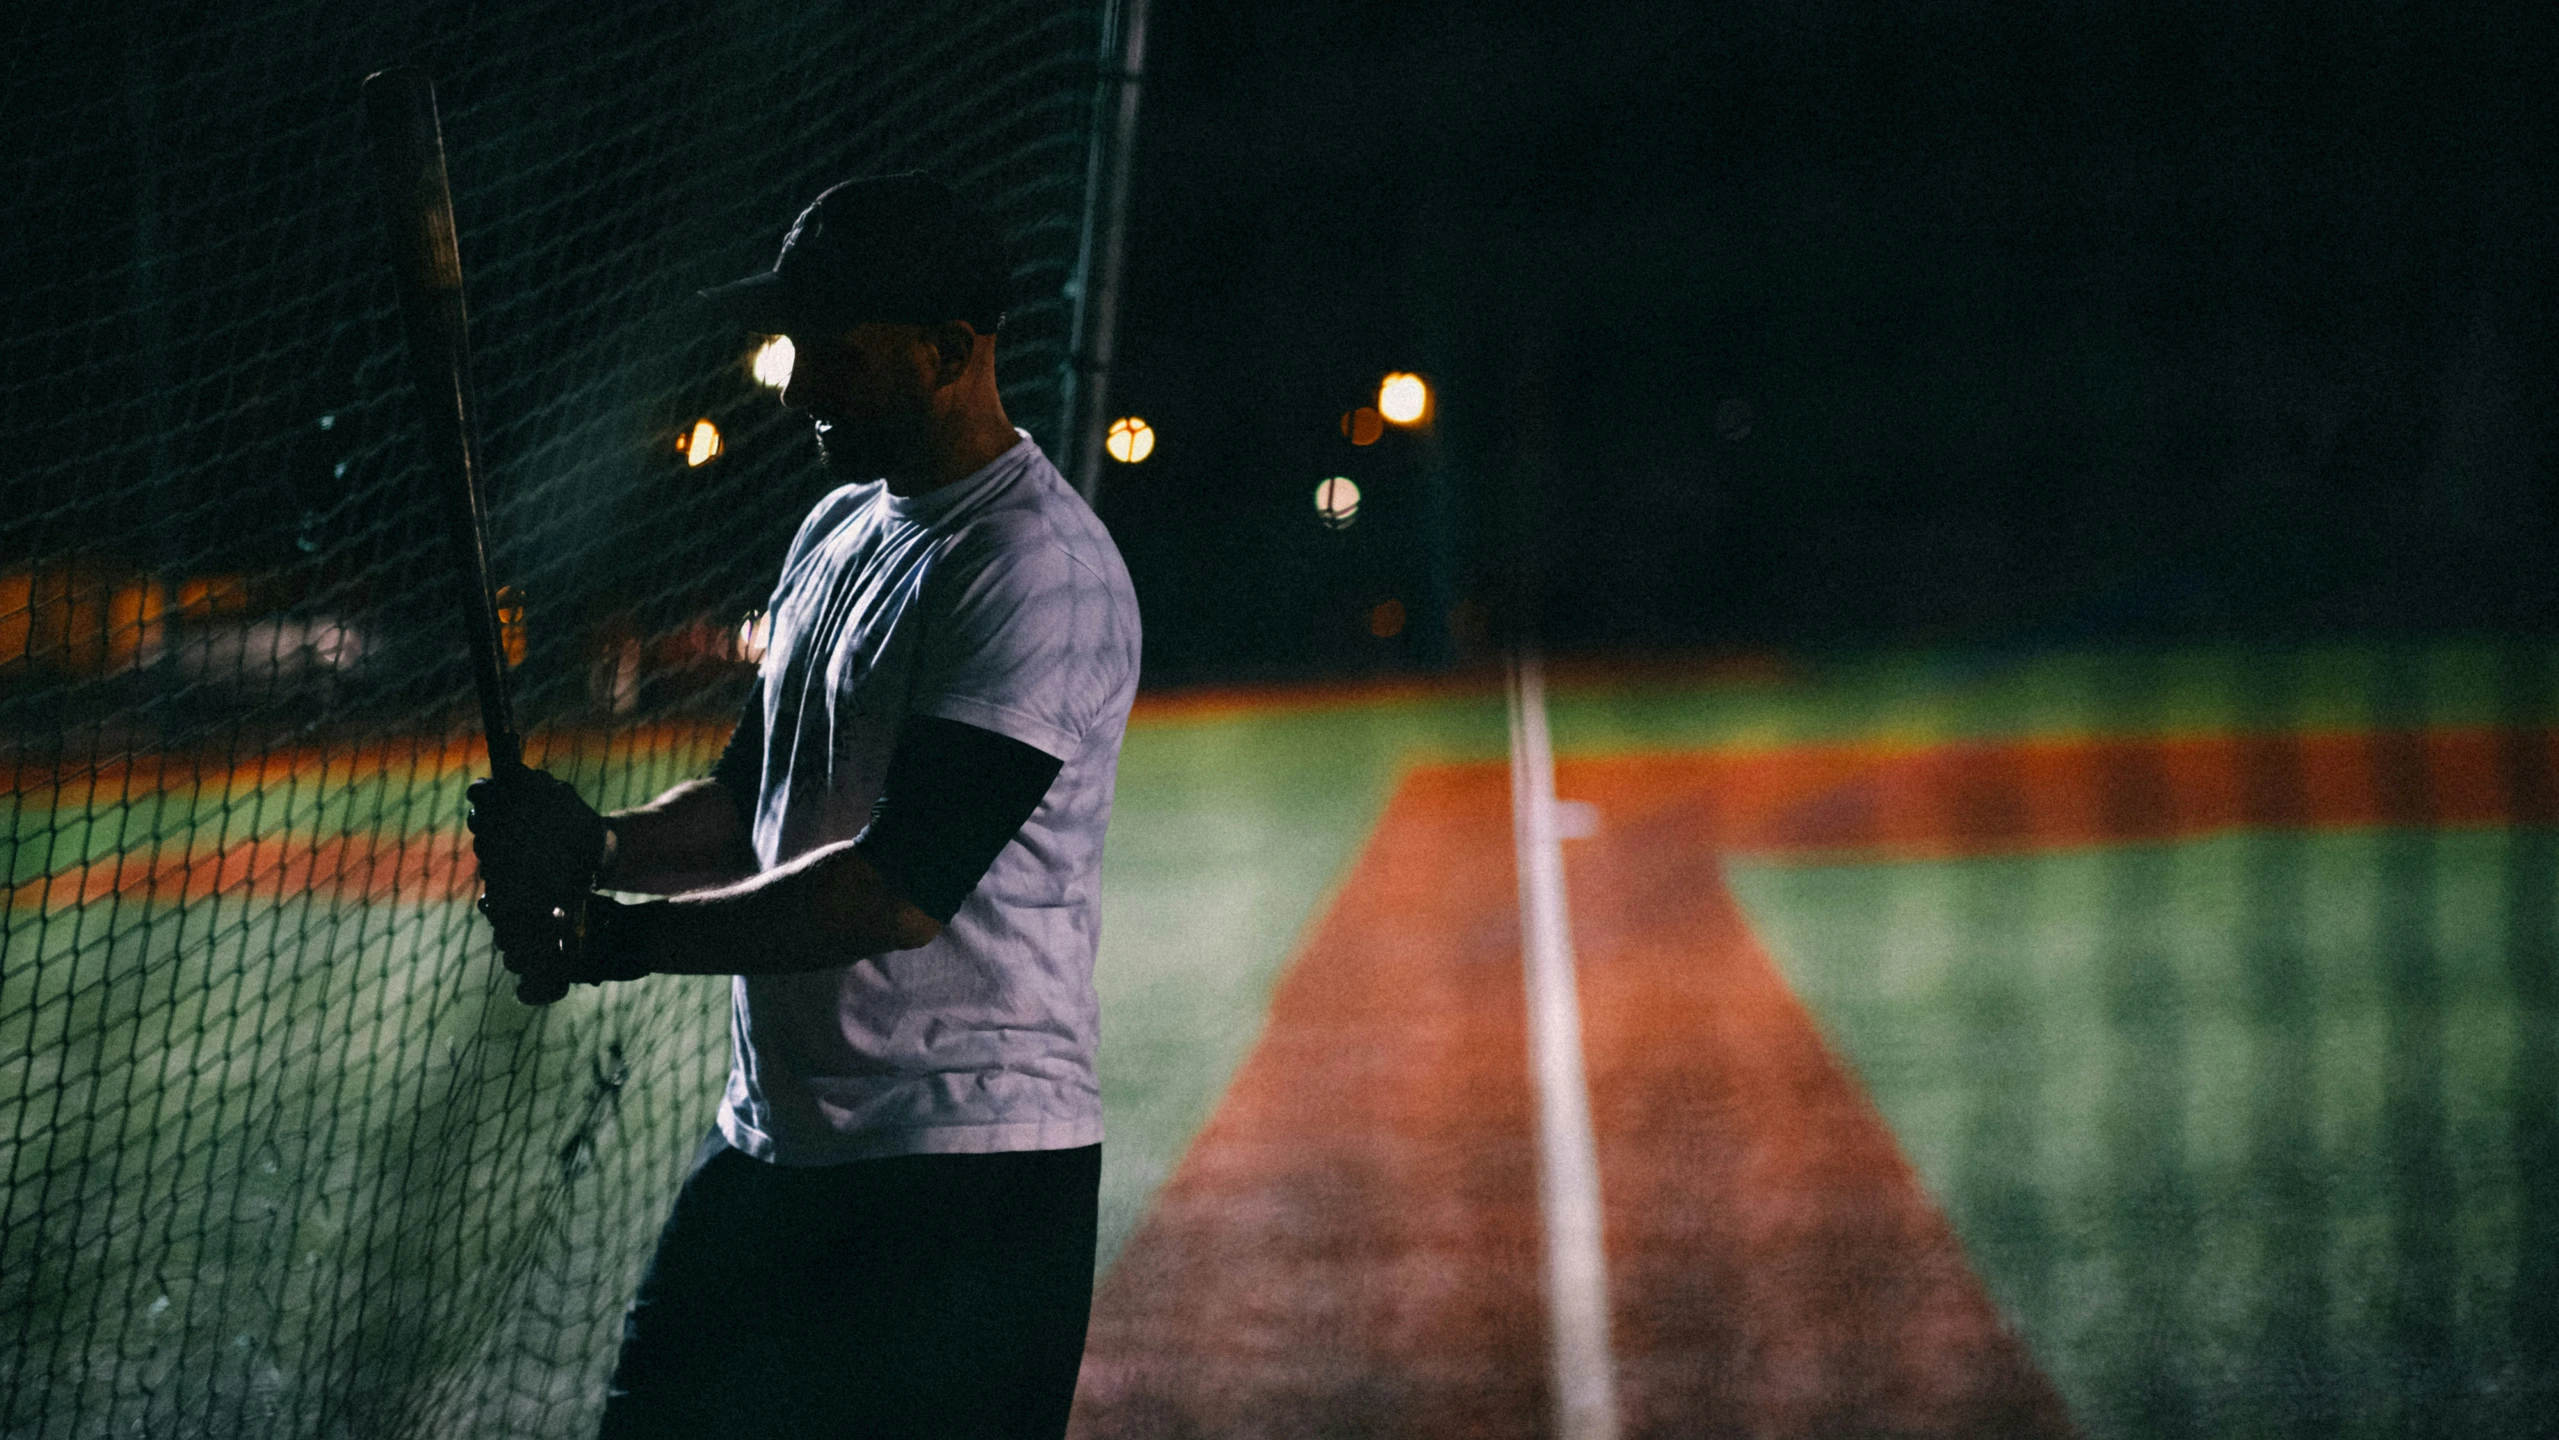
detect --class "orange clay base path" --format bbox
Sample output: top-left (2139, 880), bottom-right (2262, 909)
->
top-left (16, 726), bottom-right (2544, 911)
top-left (1068, 760), bottom-right (2076, 1439)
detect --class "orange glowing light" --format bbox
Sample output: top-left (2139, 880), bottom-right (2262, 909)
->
top-left (175, 575), bottom-right (251, 618)
top-left (495, 586), bottom-right (528, 668)
top-left (1341, 407), bottom-right (1384, 446)
top-left (1377, 372), bottom-right (1429, 425)
top-left (1106, 416), bottom-right (1156, 463)
top-left (1368, 598), bottom-right (1407, 638)
top-left (680, 419), bottom-right (723, 467)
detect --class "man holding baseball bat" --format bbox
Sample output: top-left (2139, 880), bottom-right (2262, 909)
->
top-left (467, 173), bottom-right (1141, 1440)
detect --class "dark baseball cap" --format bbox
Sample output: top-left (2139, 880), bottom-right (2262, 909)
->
top-left (700, 173), bottom-right (1008, 336)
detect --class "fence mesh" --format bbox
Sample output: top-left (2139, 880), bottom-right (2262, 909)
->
top-left (1, 5), bottom-right (1104, 1435)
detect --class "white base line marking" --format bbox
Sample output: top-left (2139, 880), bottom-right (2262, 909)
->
top-left (1506, 651), bottom-right (1621, 1440)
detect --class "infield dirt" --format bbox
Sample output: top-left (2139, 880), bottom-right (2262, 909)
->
top-left (1069, 758), bottom-right (2075, 1438)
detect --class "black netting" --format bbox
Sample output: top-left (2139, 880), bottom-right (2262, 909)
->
top-left (2, 6), bottom-right (1104, 1435)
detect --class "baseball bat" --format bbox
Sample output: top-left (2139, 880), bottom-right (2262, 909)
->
top-left (362, 67), bottom-right (573, 1006)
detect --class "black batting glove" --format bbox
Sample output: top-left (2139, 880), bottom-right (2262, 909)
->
top-left (476, 887), bottom-right (566, 959)
top-left (466, 768), bottom-right (613, 900)
top-left (486, 890), bottom-right (657, 988)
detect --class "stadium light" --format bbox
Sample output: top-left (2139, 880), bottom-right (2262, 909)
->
top-left (1316, 476), bottom-right (1361, 528)
top-left (1377, 372), bottom-right (1429, 426)
top-left (750, 335), bottom-right (795, 389)
top-left (680, 419), bottom-right (723, 467)
top-left (1105, 416), bottom-right (1156, 463)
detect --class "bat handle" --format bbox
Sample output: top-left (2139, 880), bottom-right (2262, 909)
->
top-left (516, 969), bottom-right (572, 1006)
top-left (483, 731), bottom-right (571, 1005)
top-left (511, 890), bottom-right (584, 1007)
top-left (487, 729), bottom-right (526, 778)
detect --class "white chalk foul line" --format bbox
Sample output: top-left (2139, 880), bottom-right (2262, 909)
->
top-left (1506, 651), bottom-right (1621, 1440)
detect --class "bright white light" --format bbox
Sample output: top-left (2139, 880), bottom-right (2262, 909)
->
top-left (736, 608), bottom-right (772, 664)
top-left (1377, 372), bottom-right (1429, 425)
top-left (1106, 416), bottom-right (1156, 463)
top-left (682, 419), bottom-right (723, 468)
top-left (750, 335), bottom-right (795, 389)
top-left (1316, 476), bottom-right (1362, 528)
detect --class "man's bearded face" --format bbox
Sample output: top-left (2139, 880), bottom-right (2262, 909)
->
top-left (779, 324), bottom-right (936, 485)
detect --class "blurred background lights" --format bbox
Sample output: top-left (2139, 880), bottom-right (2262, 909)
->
top-left (1376, 372), bottom-right (1429, 425)
top-left (679, 418), bottom-right (722, 467)
top-left (1105, 416), bottom-right (1156, 463)
top-left (736, 608), bottom-right (772, 664)
top-left (1368, 598), bottom-right (1406, 638)
top-left (1340, 407), bottom-right (1383, 446)
top-left (750, 335), bottom-right (795, 389)
top-left (494, 586), bottom-right (527, 668)
top-left (1315, 476), bottom-right (1361, 528)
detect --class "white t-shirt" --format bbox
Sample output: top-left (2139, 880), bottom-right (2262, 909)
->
top-left (715, 432), bottom-right (1141, 1165)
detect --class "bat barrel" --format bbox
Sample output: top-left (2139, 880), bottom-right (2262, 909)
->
top-left (362, 70), bottom-right (464, 297)
top-left (367, 69), bottom-right (564, 1007)
top-left (361, 68), bottom-right (521, 774)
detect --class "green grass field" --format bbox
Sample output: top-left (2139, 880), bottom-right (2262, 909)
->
top-left (1736, 831), bottom-right (2552, 1436)
top-left (6, 641), bottom-right (2555, 1436)
top-left (1090, 642), bottom-right (2559, 1436)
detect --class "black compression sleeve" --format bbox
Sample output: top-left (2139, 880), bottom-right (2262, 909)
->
top-left (855, 715), bottom-right (1065, 925)
top-left (707, 681), bottom-right (764, 831)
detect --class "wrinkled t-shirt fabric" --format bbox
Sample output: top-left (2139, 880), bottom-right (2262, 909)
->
top-left (714, 432), bottom-right (1141, 1165)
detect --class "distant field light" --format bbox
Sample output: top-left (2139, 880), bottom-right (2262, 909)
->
top-left (737, 608), bottom-right (772, 664)
top-left (1105, 416), bottom-right (1156, 463)
top-left (679, 419), bottom-right (723, 467)
top-left (494, 586), bottom-right (527, 669)
top-left (1316, 476), bottom-right (1361, 528)
top-left (1377, 372), bottom-right (1429, 426)
top-left (1368, 598), bottom-right (1406, 638)
top-left (750, 335), bottom-right (795, 389)
top-left (1340, 407), bottom-right (1384, 446)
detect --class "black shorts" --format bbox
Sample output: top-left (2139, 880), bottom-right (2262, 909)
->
top-left (596, 1135), bottom-right (1101, 1440)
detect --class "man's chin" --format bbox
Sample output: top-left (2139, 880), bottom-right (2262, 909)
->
top-left (812, 422), bottom-right (875, 477)
top-left (812, 420), bottom-right (925, 484)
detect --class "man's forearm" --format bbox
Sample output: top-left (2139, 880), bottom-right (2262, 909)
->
top-left (627, 840), bottom-right (943, 976)
top-left (605, 778), bottom-right (758, 894)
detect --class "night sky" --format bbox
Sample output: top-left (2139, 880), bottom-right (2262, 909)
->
top-left (1102, 0), bottom-right (2559, 684)
top-left (6, 2), bottom-right (2558, 706)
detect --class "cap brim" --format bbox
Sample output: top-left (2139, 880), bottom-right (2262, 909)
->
top-left (698, 271), bottom-right (807, 335)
